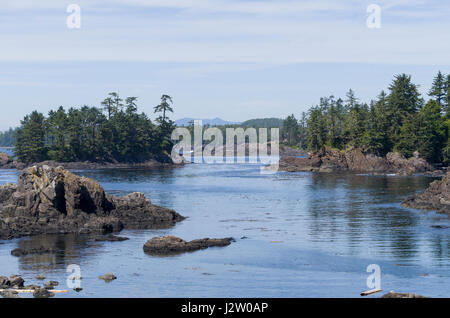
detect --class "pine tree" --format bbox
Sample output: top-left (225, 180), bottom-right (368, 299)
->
top-left (416, 100), bottom-right (446, 162)
top-left (306, 107), bottom-right (327, 151)
top-left (282, 114), bottom-right (299, 146)
top-left (154, 95), bottom-right (174, 124)
top-left (428, 71), bottom-right (446, 108)
top-left (387, 74), bottom-right (422, 147)
top-left (14, 111), bottom-right (46, 163)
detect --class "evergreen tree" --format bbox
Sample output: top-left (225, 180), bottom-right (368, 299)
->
top-left (306, 107), bottom-right (327, 151)
top-left (154, 94), bottom-right (174, 123)
top-left (416, 100), bottom-right (446, 162)
top-left (428, 71), bottom-right (446, 108)
top-left (14, 111), bottom-right (46, 163)
top-left (282, 114), bottom-right (299, 146)
top-left (387, 74), bottom-right (422, 147)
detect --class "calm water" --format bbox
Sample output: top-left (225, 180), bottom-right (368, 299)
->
top-left (0, 163), bottom-right (449, 298)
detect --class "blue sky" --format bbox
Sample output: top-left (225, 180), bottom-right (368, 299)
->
top-left (0, 0), bottom-right (449, 129)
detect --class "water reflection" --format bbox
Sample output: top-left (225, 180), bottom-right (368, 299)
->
top-left (15, 234), bottom-right (94, 271)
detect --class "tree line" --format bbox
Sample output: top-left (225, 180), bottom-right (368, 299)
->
top-left (0, 128), bottom-right (17, 147)
top-left (14, 93), bottom-right (175, 163)
top-left (282, 72), bottom-right (450, 164)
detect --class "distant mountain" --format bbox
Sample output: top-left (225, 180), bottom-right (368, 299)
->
top-left (241, 118), bottom-right (284, 128)
top-left (175, 117), bottom-right (241, 126)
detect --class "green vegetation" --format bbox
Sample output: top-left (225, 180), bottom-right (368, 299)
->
top-left (14, 93), bottom-right (175, 164)
top-left (282, 72), bottom-right (450, 164)
top-left (0, 128), bottom-right (17, 147)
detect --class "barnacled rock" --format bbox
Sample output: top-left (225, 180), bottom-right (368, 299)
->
top-left (143, 236), bottom-right (234, 255)
top-left (0, 165), bottom-right (184, 240)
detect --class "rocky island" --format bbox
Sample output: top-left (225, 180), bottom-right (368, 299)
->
top-left (279, 147), bottom-right (436, 175)
top-left (0, 165), bottom-right (184, 240)
top-left (402, 172), bottom-right (450, 214)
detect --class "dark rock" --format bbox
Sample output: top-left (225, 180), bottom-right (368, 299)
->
top-left (10, 276), bottom-right (24, 288)
top-left (0, 152), bottom-right (20, 169)
top-left (99, 273), bottom-right (117, 282)
top-left (43, 281), bottom-right (59, 289)
top-left (94, 234), bottom-right (129, 242)
top-left (33, 287), bottom-right (54, 298)
top-left (24, 284), bottom-right (40, 290)
top-left (0, 276), bottom-right (10, 288)
top-left (0, 165), bottom-right (184, 240)
top-left (74, 287), bottom-right (83, 292)
top-left (402, 172), bottom-right (450, 214)
top-left (381, 291), bottom-right (426, 298)
top-left (279, 147), bottom-right (434, 175)
top-left (431, 225), bottom-right (449, 229)
top-left (11, 246), bottom-right (56, 257)
top-left (143, 236), bottom-right (234, 255)
top-left (1, 290), bottom-right (19, 298)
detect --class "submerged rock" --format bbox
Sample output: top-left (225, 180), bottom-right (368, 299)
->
top-left (99, 273), bottom-right (117, 282)
top-left (35, 274), bottom-right (46, 280)
top-left (381, 291), bottom-right (426, 298)
top-left (143, 236), bottom-right (234, 255)
top-left (94, 234), bottom-right (129, 242)
top-left (402, 172), bottom-right (450, 214)
top-left (279, 147), bottom-right (434, 175)
top-left (0, 165), bottom-right (184, 240)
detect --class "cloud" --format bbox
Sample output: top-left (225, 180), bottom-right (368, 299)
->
top-left (0, 0), bottom-right (448, 65)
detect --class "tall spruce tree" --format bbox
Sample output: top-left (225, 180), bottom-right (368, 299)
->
top-left (14, 111), bottom-right (46, 163)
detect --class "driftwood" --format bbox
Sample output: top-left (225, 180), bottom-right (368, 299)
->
top-left (360, 288), bottom-right (382, 296)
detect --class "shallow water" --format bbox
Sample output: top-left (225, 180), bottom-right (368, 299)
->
top-left (0, 163), bottom-right (449, 298)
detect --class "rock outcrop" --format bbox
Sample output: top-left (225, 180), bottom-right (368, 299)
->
top-left (279, 147), bottom-right (434, 175)
top-left (0, 152), bottom-right (22, 169)
top-left (0, 165), bottom-right (184, 240)
top-left (402, 172), bottom-right (450, 214)
top-left (143, 236), bottom-right (234, 255)
top-left (381, 291), bottom-right (426, 298)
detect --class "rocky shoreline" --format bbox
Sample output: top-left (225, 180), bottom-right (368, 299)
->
top-left (402, 172), bottom-right (450, 214)
top-left (0, 165), bottom-right (184, 240)
top-left (279, 147), bottom-right (441, 176)
top-left (0, 151), bottom-right (182, 171)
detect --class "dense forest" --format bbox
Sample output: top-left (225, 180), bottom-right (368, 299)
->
top-left (13, 93), bottom-right (175, 163)
top-left (0, 128), bottom-right (17, 147)
top-left (282, 72), bottom-right (450, 164)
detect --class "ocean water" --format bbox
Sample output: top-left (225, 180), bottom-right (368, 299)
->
top-left (0, 163), bottom-right (449, 298)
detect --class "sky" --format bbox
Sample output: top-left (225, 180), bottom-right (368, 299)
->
top-left (0, 0), bottom-right (449, 130)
